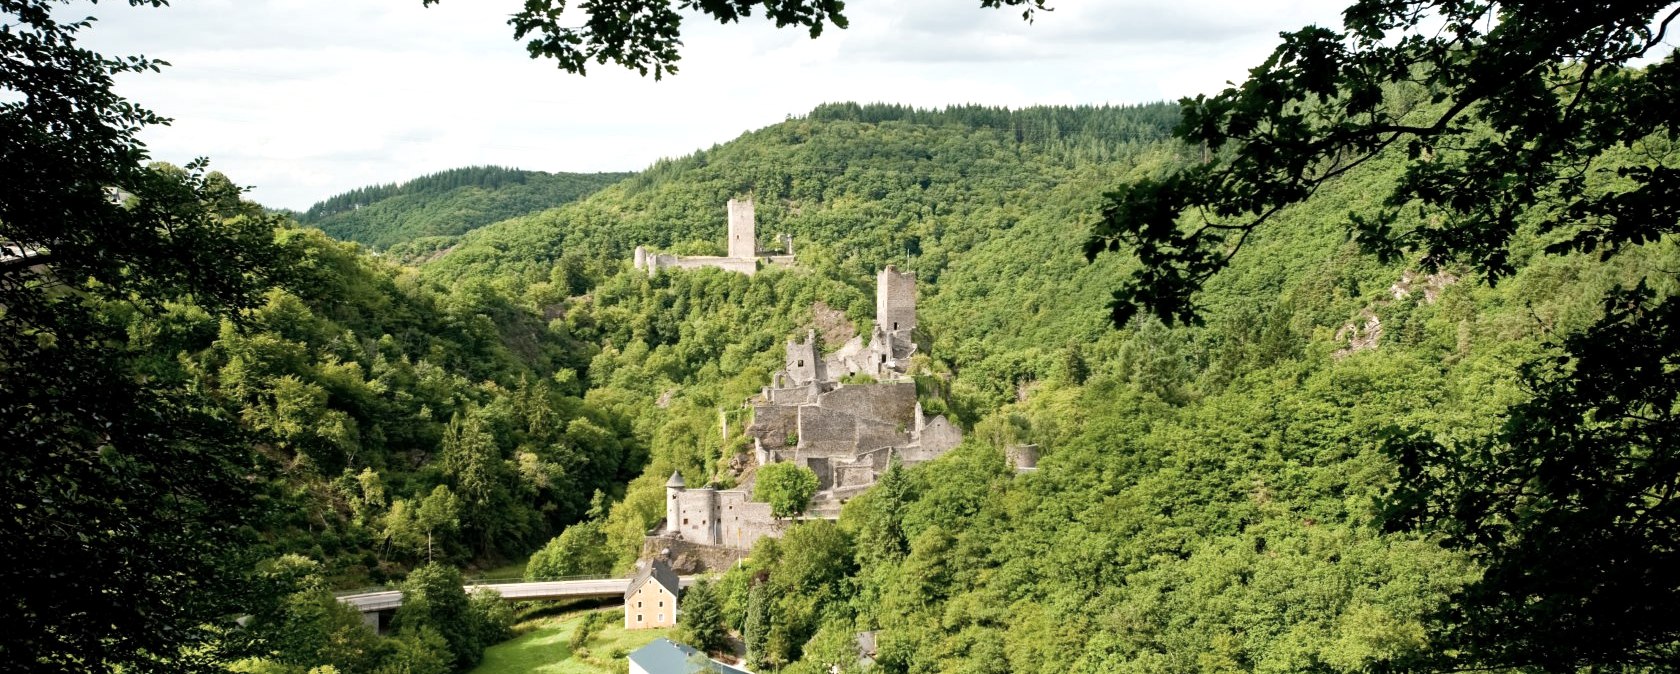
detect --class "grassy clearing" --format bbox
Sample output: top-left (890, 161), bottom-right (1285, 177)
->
top-left (470, 608), bottom-right (674, 674)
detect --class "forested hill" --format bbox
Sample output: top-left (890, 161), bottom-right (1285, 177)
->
top-left (399, 99), bottom-right (1675, 673)
top-left (295, 165), bottom-right (631, 250)
top-left (127, 99), bottom-right (1674, 673)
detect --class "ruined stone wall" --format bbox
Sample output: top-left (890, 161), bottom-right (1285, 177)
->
top-left (857, 446), bottom-right (895, 471)
top-left (659, 256), bottom-right (758, 275)
top-left (824, 336), bottom-right (866, 378)
top-left (766, 386), bottom-right (815, 405)
top-left (1007, 444), bottom-right (1040, 471)
top-left (909, 415), bottom-right (963, 461)
top-left (804, 457), bottom-right (833, 490)
top-left (819, 382), bottom-right (916, 428)
top-left (749, 404), bottom-right (799, 450)
top-left (835, 462), bottom-right (875, 488)
top-left (716, 491), bottom-right (779, 550)
top-left (796, 405), bottom-right (863, 457)
top-left (785, 333), bottom-right (824, 385)
top-left (641, 535), bottom-right (748, 574)
top-left (855, 416), bottom-right (911, 454)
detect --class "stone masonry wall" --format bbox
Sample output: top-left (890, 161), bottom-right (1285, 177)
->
top-left (854, 416), bottom-right (911, 454)
top-left (797, 405), bottom-right (863, 457)
top-left (911, 416), bottom-right (963, 460)
top-left (818, 382), bottom-right (917, 428)
top-left (642, 535), bottom-right (747, 574)
top-left (749, 404), bottom-right (798, 450)
top-left (716, 491), bottom-right (779, 550)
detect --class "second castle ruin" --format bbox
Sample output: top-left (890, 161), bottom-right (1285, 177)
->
top-left (633, 198), bottom-right (795, 276)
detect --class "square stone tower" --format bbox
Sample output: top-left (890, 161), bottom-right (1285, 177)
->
top-left (727, 198), bottom-right (756, 260)
top-left (876, 265), bottom-right (917, 335)
top-left (785, 329), bottom-right (826, 385)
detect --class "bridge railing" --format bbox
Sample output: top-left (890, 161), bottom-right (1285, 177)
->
top-left (333, 573), bottom-right (622, 598)
top-left (464, 573), bottom-right (618, 585)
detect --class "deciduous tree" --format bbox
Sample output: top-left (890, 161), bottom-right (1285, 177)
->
top-left (755, 462), bottom-right (820, 518)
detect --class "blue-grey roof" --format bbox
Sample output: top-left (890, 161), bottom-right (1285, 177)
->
top-left (626, 638), bottom-right (750, 674)
top-left (626, 558), bottom-right (680, 601)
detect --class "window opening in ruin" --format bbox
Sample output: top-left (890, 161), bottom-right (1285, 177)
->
top-left (893, 322), bottom-right (898, 330)
top-left (797, 359), bottom-right (804, 367)
top-left (880, 354), bottom-right (887, 364)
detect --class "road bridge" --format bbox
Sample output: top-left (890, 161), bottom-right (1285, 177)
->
top-left (337, 575), bottom-right (698, 627)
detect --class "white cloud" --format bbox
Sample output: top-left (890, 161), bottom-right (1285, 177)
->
top-left (69, 0), bottom-right (1348, 209)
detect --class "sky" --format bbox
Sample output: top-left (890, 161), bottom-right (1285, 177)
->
top-left (76, 0), bottom-right (1352, 210)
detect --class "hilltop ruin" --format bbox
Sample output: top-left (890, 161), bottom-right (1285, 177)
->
top-left (632, 198), bottom-right (795, 276)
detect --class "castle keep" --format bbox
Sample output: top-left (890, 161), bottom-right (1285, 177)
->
top-left (632, 198), bottom-right (795, 276)
top-left (648, 266), bottom-right (962, 563)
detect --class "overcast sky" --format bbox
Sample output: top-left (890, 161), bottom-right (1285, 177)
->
top-left (76, 0), bottom-right (1350, 210)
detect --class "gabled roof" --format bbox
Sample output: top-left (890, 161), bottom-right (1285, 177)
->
top-left (627, 638), bottom-right (751, 674)
top-left (626, 558), bottom-right (680, 601)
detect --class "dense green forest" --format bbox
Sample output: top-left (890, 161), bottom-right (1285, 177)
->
top-left (294, 165), bottom-right (631, 251)
top-left (215, 93), bottom-right (1676, 672)
top-left (258, 96), bottom-right (1666, 672)
top-left (11, 0), bottom-right (1675, 672)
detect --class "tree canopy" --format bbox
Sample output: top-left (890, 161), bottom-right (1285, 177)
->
top-left (1086, 0), bottom-right (1680, 327)
top-left (1082, 0), bottom-right (1680, 670)
top-left (420, 0), bottom-right (1050, 78)
top-left (2, 1), bottom-right (281, 670)
top-left (755, 462), bottom-right (820, 518)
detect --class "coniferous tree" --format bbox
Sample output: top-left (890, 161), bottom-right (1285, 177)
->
top-left (677, 578), bottom-right (728, 655)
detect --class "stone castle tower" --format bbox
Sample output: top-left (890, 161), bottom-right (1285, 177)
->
top-left (727, 198), bottom-right (756, 260)
top-left (876, 265), bottom-right (916, 334)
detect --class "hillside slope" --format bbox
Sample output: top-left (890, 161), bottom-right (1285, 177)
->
top-left (227, 101), bottom-right (1676, 673)
top-left (420, 103), bottom-right (1675, 672)
top-left (297, 165), bottom-right (631, 250)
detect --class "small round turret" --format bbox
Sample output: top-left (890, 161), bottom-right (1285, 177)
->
top-left (665, 470), bottom-right (684, 534)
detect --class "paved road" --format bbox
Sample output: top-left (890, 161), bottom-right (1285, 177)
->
top-left (338, 576), bottom-right (697, 613)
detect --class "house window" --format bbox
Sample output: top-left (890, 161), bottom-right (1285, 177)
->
top-left (659, 601), bottom-right (664, 607)
top-left (637, 601), bottom-right (643, 608)
top-left (658, 613), bottom-right (664, 622)
top-left (683, 518), bottom-right (689, 525)
top-left (637, 614), bottom-right (643, 622)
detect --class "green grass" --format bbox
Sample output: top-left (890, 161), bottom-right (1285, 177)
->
top-left (469, 608), bottom-right (675, 674)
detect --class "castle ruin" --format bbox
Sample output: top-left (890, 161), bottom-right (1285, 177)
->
top-left (646, 266), bottom-right (961, 566)
top-left (632, 198), bottom-right (795, 276)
